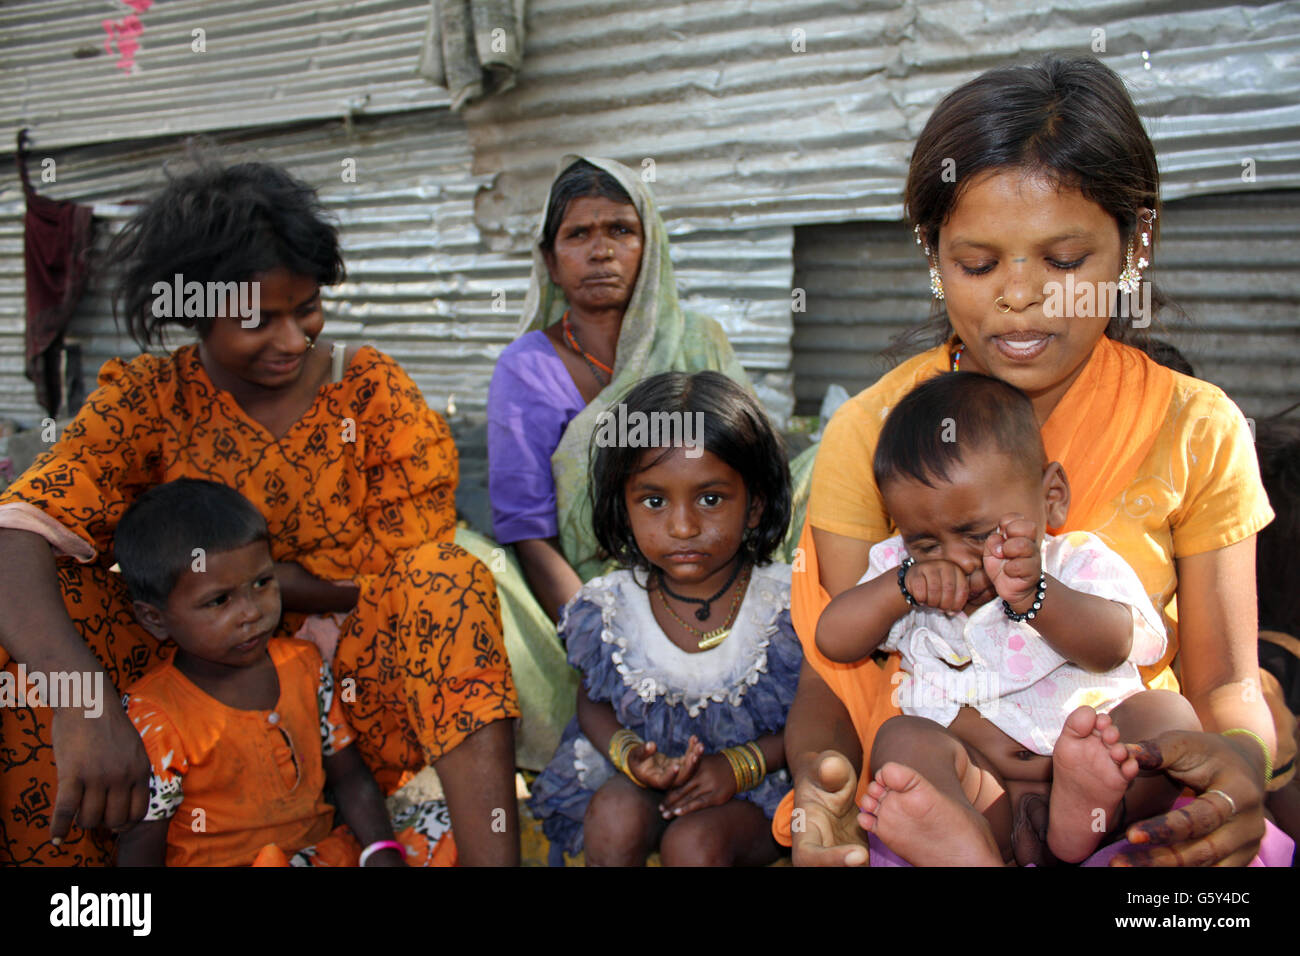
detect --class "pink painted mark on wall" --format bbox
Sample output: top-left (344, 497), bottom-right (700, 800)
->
top-left (102, 0), bottom-right (154, 74)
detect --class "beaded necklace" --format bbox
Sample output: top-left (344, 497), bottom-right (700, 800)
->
top-left (561, 311), bottom-right (613, 387)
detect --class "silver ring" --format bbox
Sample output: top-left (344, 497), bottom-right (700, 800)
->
top-left (1205, 788), bottom-right (1238, 816)
top-left (995, 296), bottom-right (1011, 313)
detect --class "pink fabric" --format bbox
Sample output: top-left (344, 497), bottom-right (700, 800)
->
top-left (0, 500), bottom-right (95, 561)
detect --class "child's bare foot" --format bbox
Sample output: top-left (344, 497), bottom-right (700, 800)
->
top-left (858, 762), bottom-right (1003, 866)
top-left (1047, 706), bottom-right (1138, 863)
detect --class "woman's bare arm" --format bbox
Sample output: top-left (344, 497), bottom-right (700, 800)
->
top-left (1176, 537), bottom-right (1274, 747)
top-left (812, 526), bottom-right (874, 598)
top-left (513, 537), bottom-right (583, 623)
top-left (0, 528), bottom-right (151, 843)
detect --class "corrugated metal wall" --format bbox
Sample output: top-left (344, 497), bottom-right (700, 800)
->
top-left (1, 0), bottom-right (450, 148)
top-left (0, 109), bottom-right (793, 428)
top-left (790, 189), bottom-right (1300, 420)
top-left (465, 0), bottom-right (1300, 245)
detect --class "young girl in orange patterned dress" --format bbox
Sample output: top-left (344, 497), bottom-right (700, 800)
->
top-left (0, 162), bottom-right (519, 866)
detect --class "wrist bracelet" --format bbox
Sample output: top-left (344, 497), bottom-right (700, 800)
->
top-left (608, 728), bottom-right (647, 787)
top-left (897, 556), bottom-right (918, 607)
top-left (1222, 728), bottom-right (1274, 783)
top-left (721, 742), bottom-right (768, 793)
top-left (1002, 572), bottom-right (1046, 623)
top-left (359, 839), bottom-right (403, 867)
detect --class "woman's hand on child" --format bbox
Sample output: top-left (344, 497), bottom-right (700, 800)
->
top-left (1110, 730), bottom-right (1267, 866)
top-left (627, 735), bottom-right (704, 790)
top-left (658, 753), bottom-right (738, 818)
top-left (983, 513), bottom-right (1042, 611)
top-left (905, 558), bottom-right (970, 613)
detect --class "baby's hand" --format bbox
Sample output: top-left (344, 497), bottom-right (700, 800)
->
top-left (983, 514), bottom-right (1042, 611)
top-left (904, 558), bottom-right (970, 613)
top-left (626, 736), bottom-right (703, 790)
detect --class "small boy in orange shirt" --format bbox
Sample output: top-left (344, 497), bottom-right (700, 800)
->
top-left (115, 478), bottom-right (449, 866)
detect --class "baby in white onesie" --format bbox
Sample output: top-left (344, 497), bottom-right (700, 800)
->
top-left (817, 371), bottom-right (1201, 867)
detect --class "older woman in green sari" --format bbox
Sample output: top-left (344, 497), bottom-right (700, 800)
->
top-left (460, 156), bottom-right (771, 769)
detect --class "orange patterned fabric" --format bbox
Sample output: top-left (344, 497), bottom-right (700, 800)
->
top-left (0, 345), bottom-right (518, 865)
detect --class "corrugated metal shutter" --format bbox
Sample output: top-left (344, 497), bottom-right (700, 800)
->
top-left (1, 0), bottom-right (450, 149)
top-left (0, 109), bottom-right (792, 428)
top-left (465, 0), bottom-right (1300, 244)
top-left (790, 189), bottom-right (1300, 420)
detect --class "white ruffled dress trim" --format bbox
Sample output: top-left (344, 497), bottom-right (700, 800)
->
top-left (574, 563), bottom-right (790, 718)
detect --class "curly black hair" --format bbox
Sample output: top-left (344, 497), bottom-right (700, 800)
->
top-left (589, 371), bottom-right (791, 573)
top-left (109, 158), bottom-right (344, 349)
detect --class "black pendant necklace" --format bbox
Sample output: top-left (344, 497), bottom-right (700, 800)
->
top-left (657, 559), bottom-right (744, 621)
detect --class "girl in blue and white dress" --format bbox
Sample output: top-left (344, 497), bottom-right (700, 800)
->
top-left (528, 371), bottom-right (802, 866)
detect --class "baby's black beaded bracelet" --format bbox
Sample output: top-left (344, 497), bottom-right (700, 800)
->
top-left (897, 556), bottom-right (918, 606)
top-left (1002, 572), bottom-right (1047, 623)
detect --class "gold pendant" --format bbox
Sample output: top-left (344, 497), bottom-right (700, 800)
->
top-left (697, 628), bottom-right (729, 651)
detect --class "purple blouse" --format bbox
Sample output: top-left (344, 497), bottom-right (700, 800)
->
top-left (487, 330), bottom-right (587, 544)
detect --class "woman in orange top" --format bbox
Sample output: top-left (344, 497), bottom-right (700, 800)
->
top-left (781, 55), bottom-right (1278, 866)
top-left (0, 162), bottom-right (519, 866)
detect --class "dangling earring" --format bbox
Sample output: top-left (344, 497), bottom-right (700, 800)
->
top-left (1119, 209), bottom-right (1156, 294)
top-left (1117, 236), bottom-right (1149, 294)
top-left (916, 225), bottom-right (944, 300)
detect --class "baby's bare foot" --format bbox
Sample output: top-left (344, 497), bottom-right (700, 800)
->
top-left (859, 762), bottom-right (1003, 867)
top-left (1047, 706), bottom-right (1137, 863)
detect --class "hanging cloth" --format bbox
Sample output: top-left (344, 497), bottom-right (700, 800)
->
top-left (16, 130), bottom-right (97, 417)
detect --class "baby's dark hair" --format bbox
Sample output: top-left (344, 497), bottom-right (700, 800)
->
top-left (110, 159), bottom-right (345, 348)
top-left (115, 478), bottom-right (269, 607)
top-left (538, 159), bottom-right (635, 254)
top-left (874, 372), bottom-right (1044, 490)
top-left (590, 371), bottom-right (791, 572)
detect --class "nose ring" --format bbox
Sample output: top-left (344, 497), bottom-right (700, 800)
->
top-left (306, 335), bottom-right (316, 350)
top-left (994, 296), bottom-right (1011, 313)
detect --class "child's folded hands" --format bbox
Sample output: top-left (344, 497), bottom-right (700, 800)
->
top-left (627, 735), bottom-right (704, 790)
top-left (658, 752), bottom-right (738, 818)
